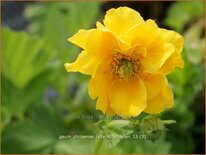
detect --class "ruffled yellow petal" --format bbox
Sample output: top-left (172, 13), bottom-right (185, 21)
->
top-left (103, 7), bottom-right (144, 37)
top-left (85, 29), bottom-right (120, 58)
top-left (141, 74), bottom-right (166, 100)
top-left (124, 19), bottom-right (158, 47)
top-left (120, 44), bottom-right (147, 57)
top-left (96, 78), bottom-right (115, 115)
top-left (108, 78), bottom-right (147, 117)
top-left (64, 50), bottom-right (99, 75)
top-left (96, 21), bottom-right (130, 52)
top-left (125, 20), bottom-right (174, 72)
top-left (158, 29), bottom-right (184, 75)
top-left (68, 29), bottom-right (92, 49)
top-left (96, 21), bottom-right (106, 30)
top-left (69, 29), bottom-right (123, 58)
top-left (66, 29), bottom-right (124, 75)
top-left (88, 77), bottom-right (98, 100)
top-left (88, 59), bottom-right (115, 115)
top-left (96, 96), bottom-right (115, 116)
top-left (141, 43), bottom-right (174, 73)
top-left (144, 79), bottom-right (174, 114)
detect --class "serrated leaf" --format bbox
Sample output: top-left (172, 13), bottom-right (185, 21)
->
top-left (2, 28), bottom-right (54, 89)
top-left (102, 124), bottom-right (133, 148)
top-left (2, 104), bottom-right (67, 154)
top-left (25, 2), bottom-right (100, 63)
top-left (2, 65), bottom-right (54, 118)
top-left (2, 76), bottom-right (29, 118)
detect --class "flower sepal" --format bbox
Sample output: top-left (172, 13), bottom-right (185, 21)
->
top-left (95, 117), bottom-right (133, 148)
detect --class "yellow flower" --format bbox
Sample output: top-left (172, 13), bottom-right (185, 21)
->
top-left (65, 7), bottom-right (184, 117)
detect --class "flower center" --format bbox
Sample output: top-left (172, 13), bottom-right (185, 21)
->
top-left (112, 53), bottom-right (142, 80)
top-left (118, 58), bottom-right (134, 80)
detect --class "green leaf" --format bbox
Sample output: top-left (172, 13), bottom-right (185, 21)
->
top-left (2, 104), bottom-right (67, 154)
top-left (24, 104), bottom-right (95, 154)
top-left (2, 66), bottom-right (54, 118)
top-left (2, 28), bottom-right (54, 89)
top-left (102, 119), bottom-right (133, 148)
top-left (120, 133), bottom-right (171, 154)
top-left (167, 68), bottom-right (186, 96)
top-left (2, 28), bottom-right (56, 118)
top-left (28, 104), bottom-right (66, 134)
top-left (2, 120), bottom-right (55, 153)
top-left (1, 106), bottom-right (11, 131)
top-left (25, 2), bottom-right (100, 63)
top-left (2, 76), bottom-right (29, 118)
top-left (184, 19), bottom-right (205, 64)
top-left (24, 2), bottom-right (100, 98)
top-left (54, 139), bottom-right (94, 154)
top-left (95, 138), bottom-right (122, 154)
top-left (94, 119), bottom-right (133, 148)
top-left (103, 126), bottom-right (133, 148)
top-left (164, 1), bottom-right (205, 32)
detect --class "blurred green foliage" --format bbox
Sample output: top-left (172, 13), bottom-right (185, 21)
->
top-left (164, 1), bottom-right (205, 153)
top-left (1, 1), bottom-right (205, 154)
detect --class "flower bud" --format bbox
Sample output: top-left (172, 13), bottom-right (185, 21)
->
top-left (140, 115), bottom-right (165, 142)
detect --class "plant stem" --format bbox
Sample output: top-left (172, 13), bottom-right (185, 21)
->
top-left (92, 131), bottom-right (103, 154)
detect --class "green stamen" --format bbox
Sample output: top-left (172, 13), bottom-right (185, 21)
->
top-left (118, 58), bottom-right (134, 80)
